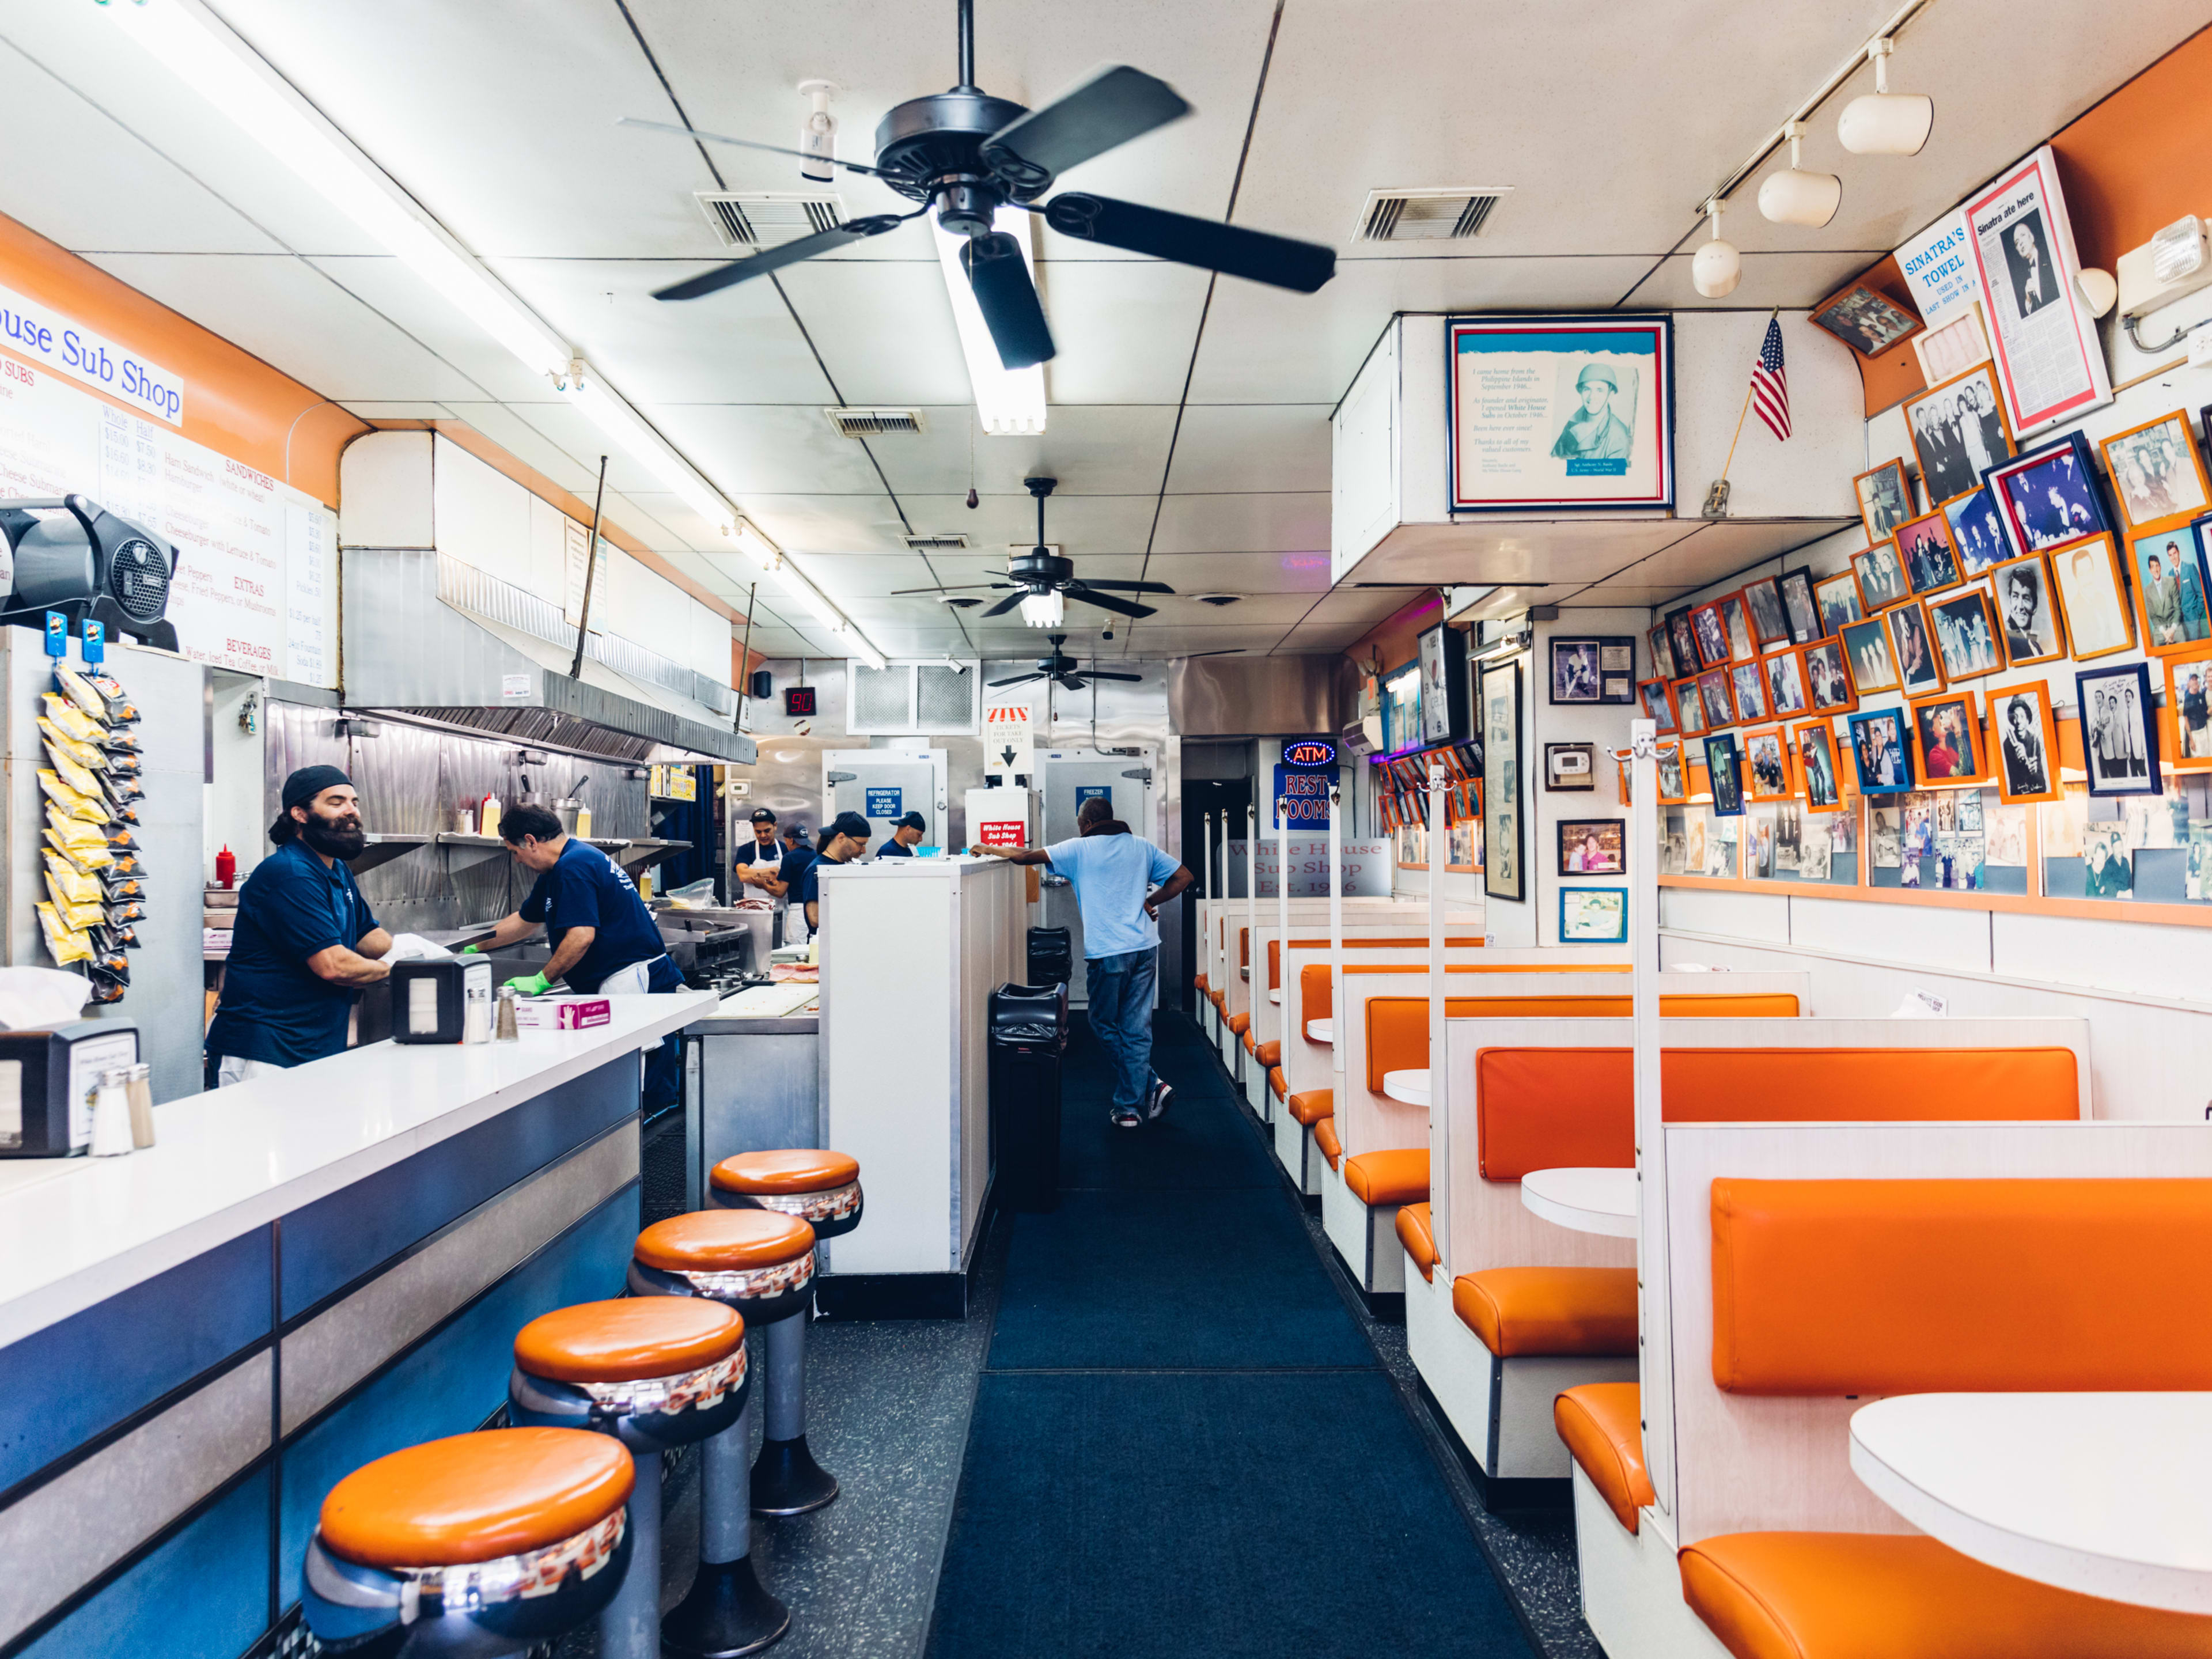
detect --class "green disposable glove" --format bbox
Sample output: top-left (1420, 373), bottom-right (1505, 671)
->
top-left (505, 972), bottom-right (551, 997)
top-left (459, 944), bottom-right (481, 955)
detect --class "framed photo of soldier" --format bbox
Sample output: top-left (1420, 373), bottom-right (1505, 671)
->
top-left (2076, 661), bottom-right (2160, 798)
top-left (1446, 315), bottom-right (1676, 513)
top-left (1904, 362), bottom-right (2016, 507)
top-left (1990, 681), bottom-right (2062, 804)
top-left (2098, 410), bottom-right (2210, 530)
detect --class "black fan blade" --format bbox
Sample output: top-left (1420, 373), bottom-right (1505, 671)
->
top-left (1055, 674), bottom-right (1088, 693)
top-left (889, 583), bottom-right (1007, 594)
top-left (1078, 669), bottom-right (1143, 681)
top-left (961, 232), bottom-right (1056, 369)
top-left (1043, 194), bottom-right (1334, 293)
top-left (1066, 586), bottom-right (1155, 619)
top-left (980, 66), bottom-right (1191, 190)
top-left (1077, 579), bottom-right (1176, 593)
top-left (655, 214), bottom-right (910, 301)
top-left (618, 116), bottom-right (891, 177)
top-left (988, 671), bottom-right (1049, 688)
top-left (980, 589), bottom-right (1029, 618)
top-left (1183, 649), bottom-right (1244, 658)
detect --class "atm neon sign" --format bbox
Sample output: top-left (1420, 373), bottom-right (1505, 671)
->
top-left (1283, 738), bottom-right (1336, 768)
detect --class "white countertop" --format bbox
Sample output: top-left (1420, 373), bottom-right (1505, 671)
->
top-left (1382, 1068), bottom-right (1430, 1107)
top-left (1306, 1018), bottom-right (1333, 1043)
top-left (1851, 1392), bottom-right (2212, 1613)
top-left (0, 991), bottom-right (715, 1350)
top-left (1520, 1166), bottom-right (1638, 1237)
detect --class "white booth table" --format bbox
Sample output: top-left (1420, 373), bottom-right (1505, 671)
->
top-left (1381, 1068), bottom-right (1429, 1107)
top-left (1850, 1392), bottom-right (2212, 1613)
top-left (1519, 1166), bottom-right (1638, 1237)
top-left (1306, 1018), bottom-right (1333, 1043)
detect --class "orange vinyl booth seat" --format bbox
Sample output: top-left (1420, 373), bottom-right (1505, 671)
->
top-left (1313, 1118), bottom-right (1342, 1171)
top-left (1679, 1176), bottom-right (2212, 1659)
top-left (1395, 1202), bottom-right (1437, 1281)
top-left (1473, 1046), bottom-right (2083, 1180)
top-left (1554, 1383), bottom-right (1654, 1533)
top-left (1363, 994), bottom-right (1801, 1092)
top-left (1297, 959), bottom-right (1628, 1039)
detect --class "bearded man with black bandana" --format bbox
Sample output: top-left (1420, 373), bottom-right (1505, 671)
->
top-left (206, 765), bottom-right (393, 1085)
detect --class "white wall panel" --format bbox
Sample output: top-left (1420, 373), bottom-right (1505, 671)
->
top-left (1992, 909), bottom-right (2212, 1003)
top-left (431, 437), bottom-right (532, 590)
top-left (1659, 885), bottom-right (1789, 943)
top-left (1789, 892), bottom-right (1991, 974)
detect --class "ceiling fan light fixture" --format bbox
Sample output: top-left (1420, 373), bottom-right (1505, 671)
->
top-left (1018, 589), bottom-right (1065, 628)
top-left (932, 209), bottom-right (1047, 435)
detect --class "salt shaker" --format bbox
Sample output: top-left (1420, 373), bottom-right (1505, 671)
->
top-left (494, 986), bottom-right (520, 1043)
top-left (89, 1068), bottom-right (134, 1157)
top-left (126, 1062), bottom-right (156, 1149)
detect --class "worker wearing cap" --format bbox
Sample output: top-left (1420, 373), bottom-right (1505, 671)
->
top-left (876, 810), bottom-right (927, 857)
top-left (802, 811), bottom-right (872, 933)
top-left (464, 804), bottom-right (685, 1111)
top-left (1551, 361), bottom-right (1633, 461)
top-left (733, 805), bottom-right (781, 892)
top-left (206, 765), bottom-right (393, 1085)
top-left (773, 821), bottom-right (816, 944)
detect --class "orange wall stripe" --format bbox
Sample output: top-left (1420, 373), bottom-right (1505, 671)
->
top-left (2051, 24), bottom-right (2212, 273)
top-left (0, 210), bottom-right (365, 507)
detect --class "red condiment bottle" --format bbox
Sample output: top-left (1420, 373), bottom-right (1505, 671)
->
top-left (215, 844), bottom-right (236, 889)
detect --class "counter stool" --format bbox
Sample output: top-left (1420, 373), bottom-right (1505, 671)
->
top-left (509, 1298), bottom-right (749, 1659)
top-left (710, 1149), bottom-right (863, 1517)
top-left (631, 1210), bottom-right (817, 1657)
top-left (301, 1427), bottom-right (634, 1657)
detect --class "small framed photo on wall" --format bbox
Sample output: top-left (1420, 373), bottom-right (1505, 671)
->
top-left (1665, 607), bottom-right (1701, 677)
top-left (1945, 487), bottom-right (2010, 578)
top-left (2047, 533), bottom-right (2137, 660)
top-left (1986, 431), bottom-right (2110, 558)
top-left (2077, 661), bottom-right (2161, 798)
top-left (1846, 707), bottom-right (1916, 794)
top-left (1548, 637), bottom-right (1636, 704)
top-left (1673, 676), bottom-right (1708, 736)
top-left (1853, 459), bottom-right (1914, 543)
top-left (1558, 886), bottom-right (1630, 944)
top-left (2128, 520), bottom-right (2212, 654)
top-left (1791, 719), bottom-right (1846, 810)
top-left (1990, 682), bottom-right (2062, 804)
top-left (1646, 623), bottom-right (1679, 682)
top-left (1908, 690), bottom-right (1991, 785)
top-left (2099, 410), bottom-right (2211, 529)
top-left (1638, 677), bottom-right (1679, 732)
top-left (1740, 577), bottom-right (1792, 647)
top-left (1851, 540), bottom-right (1911, 612)
top-left (2166, 647), bottom-right (2212, 770)
top-left (1904, 360), bottom-right (2016, 506)
top-left (1814, 570), bottom-right (1865, 635)
top-left (1556, 818), bottom-right (1625, 875)
top-left (1993, 555), bottom-right (2067, 667)
top-left (1778, 569), bottom-right (1821, 644)
top-left (1703, 732), bottom-right (1745, 816)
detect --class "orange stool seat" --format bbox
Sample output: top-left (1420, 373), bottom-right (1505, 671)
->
top-left (1452, 1267), bottom-right (1638, 1358)
top-left (711, 1149), bottom-right (864, 1237)
top-left (1555, 1382), bottom-right (1654, 1532)
top-left (630, 1210), bottom-right (815, 1320)
top-left (517, 1297), bottom-right (743, 1384)
top-left (1344, 1148), bottom-right (1428, 1207)
top-left (1395, 1203), bottom-right (1437, 1281)
top-left (320, 1428), bottom-right (632, 1570)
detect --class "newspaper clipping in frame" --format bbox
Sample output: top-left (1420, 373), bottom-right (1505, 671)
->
top-left (1965, 145), bottom-right (2112, 436)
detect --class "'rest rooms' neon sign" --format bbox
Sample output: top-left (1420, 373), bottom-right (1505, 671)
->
top-left (1282, 737), bottom-right (1336, 768)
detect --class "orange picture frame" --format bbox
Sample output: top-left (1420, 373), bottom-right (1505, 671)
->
top-left (1907, 690), bottom-right (1991, 786)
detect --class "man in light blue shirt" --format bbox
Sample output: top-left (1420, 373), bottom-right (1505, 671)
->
top-left (974, 796), bottom-right (1194, 1128)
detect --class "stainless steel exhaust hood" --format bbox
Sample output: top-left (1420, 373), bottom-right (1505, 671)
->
top-left (1168, 653), bottom-right (1357, 737)
top-left (341, 548), bottom-right (756, 764)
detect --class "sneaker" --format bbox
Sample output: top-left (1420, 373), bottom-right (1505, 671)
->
top-left (1110, 1105), bottom-right (1143, 1130)
top-left (1146, 1080), bottom-right (1173, 1122)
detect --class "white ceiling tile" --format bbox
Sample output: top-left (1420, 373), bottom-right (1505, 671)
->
top-left (1150, 493), bottom-right (1329, 555)
top-left (869, 405), bottom-right (1178, 496)
top-left (1620, 251), bottom-right (1892, 311)
top-left (896, 492), bottom-right (1162, 555)
top-left (1141, 591), bottom-right (1319, 626)
top-left (342, 402), bottom-right (461, 420)
top-left (1114, 623), bottom-right (1294, 653)
top-left (489, 257), bottom-right (835, 405)
top-left (1139, 550), bottom-right (1333, 592)
top-left (1165, 405), bottom-right (1332, 494)
top-left (722, 490), bottom-right (912, 555)
top-left (1031, 260), bottom-right (1212, 403)
top-left (304, 256), bottom-right (566, 403)
top-left (638, 404), bottom-right (889, 498)
top-left (770, 259), bottom-right (973, 406)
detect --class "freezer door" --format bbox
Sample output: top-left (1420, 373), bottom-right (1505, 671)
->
top-left (1035, 749), bottom-right (1157, 1005)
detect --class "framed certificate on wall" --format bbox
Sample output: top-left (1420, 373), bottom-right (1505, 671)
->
top-left (1446, 315), bottom-right (1676, 513)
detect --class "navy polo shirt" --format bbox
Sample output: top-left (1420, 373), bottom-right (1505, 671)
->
top-left (207, 840), bottom-right (382, 1066)
top-left (520, 838), bottom-right (667, 993)
top-left (777, 846), bottom-right (817, 896)
top-left (734, 838), bottom-right (778, 866)
top-left (800, 849), bottom-right (859, 907)
top-left (877, 840), bottom-right (914, 858)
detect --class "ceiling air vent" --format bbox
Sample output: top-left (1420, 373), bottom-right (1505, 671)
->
top-left (824, 407), bottom-right (926, 438)
top-left (904, 532), bottom-right (971, 551)
top-left (1354, 187), bottom-right (1510, 243)
top-left (696, 191), bottom-right (844, 249)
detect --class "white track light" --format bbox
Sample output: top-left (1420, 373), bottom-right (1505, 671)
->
top-left (1758, 122), bottom-right (1842, 228)
top-left (1838, 38), bottom-right (1933, 157)
top-left (1692, 199), bottom-right (1741, 299)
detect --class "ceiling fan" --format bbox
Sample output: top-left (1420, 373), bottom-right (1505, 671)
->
top-left (892, 476), bottom-right (1171, 622)
top-left (990, 633), bottom-right (1142, 693)
top-left (622, 0), bottom-right (1335, 369)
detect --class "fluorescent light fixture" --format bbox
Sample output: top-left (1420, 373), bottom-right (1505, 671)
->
top-left (932, 208), bottom-right (1047, 435)
top-left (105, 0), bottom-right (571, 378)
top-left (1384, 667), bottom-right (1421, 698)
top-left (732, 521), bottom-right (782, 571)
top-left (1018, 589), bottom-right (1064, 628)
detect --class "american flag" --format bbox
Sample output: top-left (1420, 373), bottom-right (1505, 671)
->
top-left (1751, 316), bottom-right (1790, 441)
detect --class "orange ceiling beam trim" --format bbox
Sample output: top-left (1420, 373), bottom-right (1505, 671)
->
top-left (0, 210), bottom-right (366, 507)
top-left (369, 416), bottom-right (752, 628)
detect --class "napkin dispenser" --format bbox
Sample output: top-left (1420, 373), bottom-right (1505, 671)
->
top-left (0, 1020), bottom-right (141, 1157)
top-left (391, 957), bottom-right (493, 1044)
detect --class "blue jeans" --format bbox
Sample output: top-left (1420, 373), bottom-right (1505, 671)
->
top-left (1087, 947), bottom-right (1158, 1109)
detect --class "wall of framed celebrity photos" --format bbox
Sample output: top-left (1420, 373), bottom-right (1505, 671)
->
top-left (1639, 366), bottom-right (2212, 914)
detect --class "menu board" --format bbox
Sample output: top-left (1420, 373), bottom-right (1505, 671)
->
top-left (0, 353), bottom-right (335, 685)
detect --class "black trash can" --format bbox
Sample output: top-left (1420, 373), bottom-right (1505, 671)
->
top-left (1026, 925), bottom-right (1072, 987)
top-left (989, 981), bottom-right (1070, 1212)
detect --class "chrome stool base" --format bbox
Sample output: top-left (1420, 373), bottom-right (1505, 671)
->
top-left (661, 1555), bottom-right (791, 1658)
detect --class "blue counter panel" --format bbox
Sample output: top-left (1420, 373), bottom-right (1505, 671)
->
top-left (281, 1056), bottom-right (634, 1319)
top-left (276, 1181), bottom-right (639, 1599)
top-left (18, 1464), bottom-right (270, 1659)
top-left (0, 1226), bottom-right (270, 1501)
